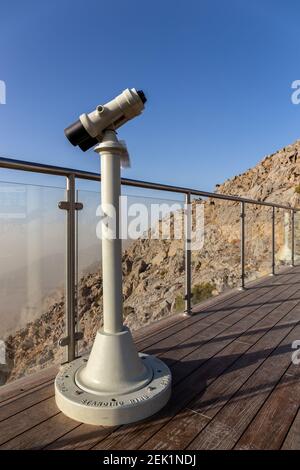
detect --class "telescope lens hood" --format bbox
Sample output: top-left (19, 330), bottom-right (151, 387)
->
top-left (137, 90), bottom-right (147, 104)
top-left (64, 119), bottom-right (98, 151)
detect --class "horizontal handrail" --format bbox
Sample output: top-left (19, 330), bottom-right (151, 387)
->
top-left (0, 155), bottom-right (298, 211)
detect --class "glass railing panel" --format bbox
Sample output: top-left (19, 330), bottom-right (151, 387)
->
top-left (294, 210), bottom-right (300, 266)
top-left (191, 196), bottom-right (240, 306)
top-left (0, 181), bottom-right (66, 386)
top-left (244, 204), bottom-right (272, 281)
top-left (121, 191), bottom-right (185, 328)
top-left (76, 188), bottom-right (102, 355)
top-left (76, 186), bottom-right (185, 355)
top-left (275, 208), bottom-right (292, 269)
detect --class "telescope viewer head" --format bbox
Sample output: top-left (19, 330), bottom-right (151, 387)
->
top-left (64, 88), bottom-right (146, 151)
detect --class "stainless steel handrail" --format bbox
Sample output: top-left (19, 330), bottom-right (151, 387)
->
top-left (0, 156), bottom-right (298, 211)
top-left (0, 155), bottom-right (298, 361)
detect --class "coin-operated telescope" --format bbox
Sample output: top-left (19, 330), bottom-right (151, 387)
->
top-left (55, 89), bottom-right (172, 425)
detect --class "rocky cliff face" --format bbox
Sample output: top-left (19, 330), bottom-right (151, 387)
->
top-left (3, 140), bottom-right (300, 384)
top-left (215, 140), bottom-right (300, 204)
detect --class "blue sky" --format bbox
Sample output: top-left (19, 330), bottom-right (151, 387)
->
top-left (0, 0), bottom-right (300, 191)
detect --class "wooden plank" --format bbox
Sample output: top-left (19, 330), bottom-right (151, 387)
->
top-left (0, 317), bottom-right (183, 407)
top-left (134, 267), bottom-right (267, 346)
top-left (0, 383), bottom-right (54, 422)
top-left (187, 311), bottom-right (300, 449)
top-left (132, 312), bottom-right (185, 342)
top-left (0, 412), bottom-right (79, 450)
top-left (0, 267), bottom-right (281, 407)
top-left (97, 282), bottom-right (300, 448)
top-left (140, 341), bottom-right (247, 450)
top-left (156, 281), bottom-right (295, 369)
top-left (0, 397), bottom-right (59, 446)
top-left (190, 266), bottom-right (286, 314)
top-left (188, 293), bottom-right (300, 421)
top-left (132, 273), bottom-right (268, 343)
top-left (0, 294), bottom-right (211, 408)
top-left (93, 283), bottom-right (300, 450)
top-left (1, 268), bottom-right (298, 450)
top-left (42, 286), bottom-right (270, 449)
top-left (0, 366), bottom-right (57, 404)
top-left (169, 282), bottom-right (299, 385)
top-left (94, 341), bottom-right (256, 450)
top-left (281, 408), bottom-right (300, 450)
top-left (0, 271), bottom-right (285, 408)
top-left (235, 365), bottom-right (300, 449)
top-left (140, 288), bottom-right (300, 450)
top-left (33, 280), bottom-right (300, 450)
top-left (135, 275), bottom-right (279, 352)
top-left (45, 422), bottom-right (117, 450)
top-left (143, 278), bottom-right (289, 364)
top-left (0, 314), bottom-right (185, 449)
top-left (0, 282), bottom-right (254, 444)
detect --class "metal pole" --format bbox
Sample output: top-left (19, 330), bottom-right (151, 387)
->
top-left (240, 201), bottom-right (245, 290)
top-left (65, 174), bottom-right (76, 361)
top-left (55, 130), bottom-right (172, 425)
top-left (58, 175), bottom-right (83, 361)
top-left (184, 192), bottom-right (192, 315)
top-left (98, 131), bottom-right (123, 334)
top-left (291, 210), bottom-right (295, 267)
top-left (271, 206), bottom-right (275, 275)
top-left (75, 189), bottom-right (80, 358)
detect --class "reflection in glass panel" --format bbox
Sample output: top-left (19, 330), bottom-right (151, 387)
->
top-left (275, 209), bottom-right (292, 268)
top-left (0, 182), bottom-right (65, 385)
top-left (294, 210), bottom-right (300, 266)
top-left (76, 188), bottom-right (102, 355)
top-left (191, 196), bottom-right (240, 306)
top-left (245, 204), bottom-right (272, 281)
top-left (77, 187), bottom-right (185, 354)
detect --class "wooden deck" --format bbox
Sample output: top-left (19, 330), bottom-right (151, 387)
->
top-left (1, 266), bottom-right (300, 450)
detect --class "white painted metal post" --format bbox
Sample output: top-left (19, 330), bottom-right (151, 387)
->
top-left (184, 192), bottom-right (192, 315)
top-left (271, 206), bottom-right (275, 275)
top-left (55, 129), bottom-right (171, 426)
top-left (291, 209), bottom-right (295, 267)
top-left (99, 130), bottom-right (123, 334)
top-left (65, 174), bottom-right (76, 361)
top-left (58, 175), bottom-right (83, 361)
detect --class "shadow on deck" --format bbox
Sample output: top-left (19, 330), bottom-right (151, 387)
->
top-left (1, 266), bottom-right (300, 450)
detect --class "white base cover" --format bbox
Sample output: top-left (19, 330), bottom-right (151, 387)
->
top-left (55, 328), bottom-right (172, 426)
top-left (55, 353), bottom-right (171, 426)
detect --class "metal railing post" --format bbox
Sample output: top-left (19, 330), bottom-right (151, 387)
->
top-left (240, 201), bottom-right (245, 290)
top-left (75, 188), bottom-right (80, 358)
top-left (65, 174), bottom-right (76, 362)
top-left (58, 174), bottom-right (83, 362)
top-left (291, 209), bottom-right (295, 267)
top-left (184, 192), bottom-right (192, 315)
top-left (271, 206), bottom-right (275, 275)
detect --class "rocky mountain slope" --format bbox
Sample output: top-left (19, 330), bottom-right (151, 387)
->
top-left (215, 140), bottom-right (300, 204)
top-left (2, 139), bottom-right (300, 384)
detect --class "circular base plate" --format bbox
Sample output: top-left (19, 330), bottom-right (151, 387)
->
top-left (55, 353), bottom-right (172, 426)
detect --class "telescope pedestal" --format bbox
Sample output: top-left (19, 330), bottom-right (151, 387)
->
top-left (55, 130), bottom-right (171, 426)
top-left (55, 328), bottom-right (171, 426)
